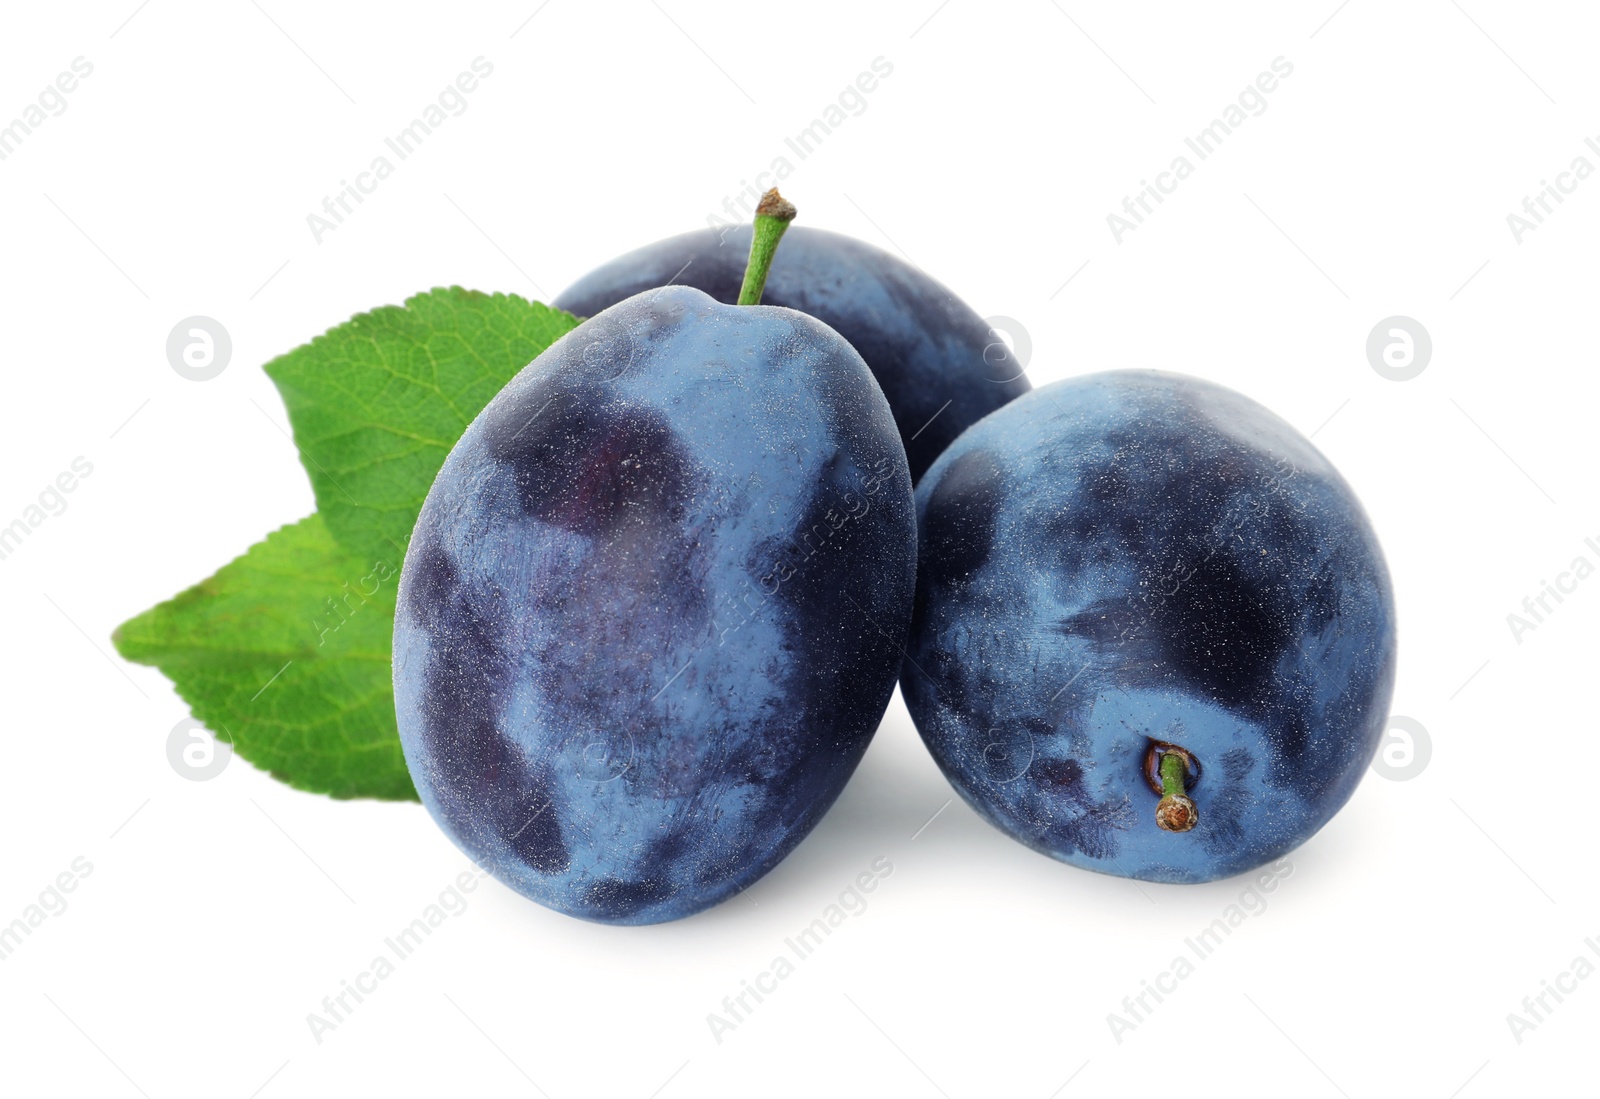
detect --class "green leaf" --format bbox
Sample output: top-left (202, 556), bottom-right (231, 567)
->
top-left (114, 287), bottom-right (583, 800)
top-left (263, 287), bottom-right (581, 566)
top-left (114, 515), bottom-right (416, 800)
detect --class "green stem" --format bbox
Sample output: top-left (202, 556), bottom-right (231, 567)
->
top-left (736, 188), bottom-right (798, 306)
top-left (1160, 752), bottom-right (1188, 798)
top-left (1155, 749), bottom-right (1198, 834)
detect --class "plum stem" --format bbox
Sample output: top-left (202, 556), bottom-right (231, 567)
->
top-left (736, 188), bottom-right (798, 306)
top-left (1156, 751), bottom-right (1198, 833)
top-left (1159, 752), bottom-right (1186, 797)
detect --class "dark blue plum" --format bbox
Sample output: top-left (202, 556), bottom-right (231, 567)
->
top-left (394, 286), bottom-right (916, 924)
top-left (902, 371), bottom-right (1396, 883)
top-left (553, 225), bottom-right (1031, 482)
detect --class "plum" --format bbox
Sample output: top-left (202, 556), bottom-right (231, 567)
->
top-left (553, 225), bottom-right (1030, 482)
top-left (392, 262), bottom-right (917, 923)
top-left (902, 370), bottom-right (1396, 883)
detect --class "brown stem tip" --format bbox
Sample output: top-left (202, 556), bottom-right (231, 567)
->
top-left (755, 188), bottom-right (797, 222)
top-left (1156, 794), bottom-right (1198, 833)
top-left (1147, 742), bottom-right (1200, 833)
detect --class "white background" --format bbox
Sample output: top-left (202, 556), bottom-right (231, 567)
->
top-left (1, 2), bottom-right (1593, 1096)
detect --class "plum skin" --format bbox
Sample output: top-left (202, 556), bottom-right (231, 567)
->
top-left (902, 370), bottom-right (1397, 884)
top-left (394, 286), bottom-right (917, 924)
top-left (553, 225), bottom-right (1031, 483)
